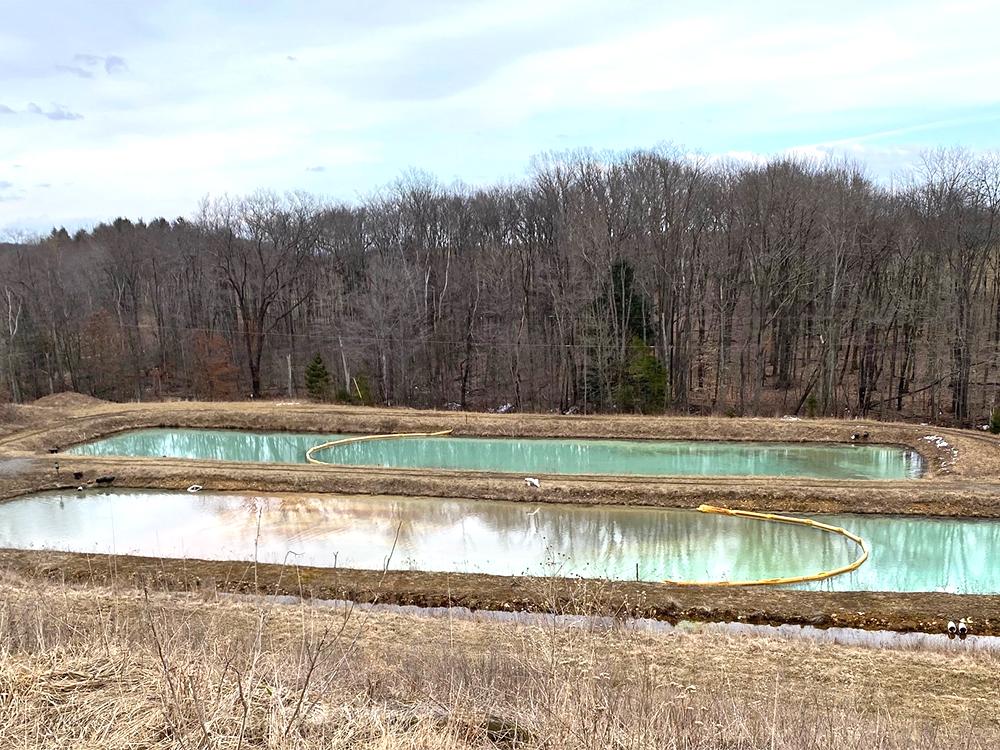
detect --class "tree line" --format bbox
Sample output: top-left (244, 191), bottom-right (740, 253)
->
top-left (1, 148), bottom-right (999, 425)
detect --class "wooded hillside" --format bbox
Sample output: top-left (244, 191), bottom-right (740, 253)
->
top-left (2, 149), bottom-right (998, 424)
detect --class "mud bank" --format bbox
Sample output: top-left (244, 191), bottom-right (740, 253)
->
top-left (2, 547), bottom-right (996, 636)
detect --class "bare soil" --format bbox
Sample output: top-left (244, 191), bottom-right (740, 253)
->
top-left (30, 391), bottom-right (107, 408)
top-left (1, 547), bottom-right (995, 636)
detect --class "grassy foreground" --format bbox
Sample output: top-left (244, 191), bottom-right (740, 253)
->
top-left (0, 573), bottom-right (997, 748)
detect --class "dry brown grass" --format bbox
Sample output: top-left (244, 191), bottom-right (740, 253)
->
top-left (0, 402), bottom-right (49, 438)
top-left (0, 571), bottom-right (997, 749)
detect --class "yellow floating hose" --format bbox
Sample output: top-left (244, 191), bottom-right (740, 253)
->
top-left (306, 429), bottom-right (454, 465)
top-left (664, 504), bottom-right (870, 587)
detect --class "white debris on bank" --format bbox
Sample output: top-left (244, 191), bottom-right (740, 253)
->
top-left (779, 415), bottom-right (801, 421)
top-left (922, 435), bottom-right (960, 470)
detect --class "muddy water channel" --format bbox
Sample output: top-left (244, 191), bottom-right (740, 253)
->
top-left (68, 428), bottom-right (923, 479)
top-left (0, 490), bottom-right (992, 593)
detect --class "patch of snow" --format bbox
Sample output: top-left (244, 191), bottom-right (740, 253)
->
top-left (923, 435), bottom-right (959, 469)
top-left (922, 435), bottom-right (950, 449)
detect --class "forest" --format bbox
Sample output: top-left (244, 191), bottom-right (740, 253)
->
top-left (1, 147), bottom-right (998, 425)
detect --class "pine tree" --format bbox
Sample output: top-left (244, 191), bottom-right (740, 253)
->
top-left (305, 354), bottom-right (331, 401)
top-left (619, 338), bottom-right (668, 413)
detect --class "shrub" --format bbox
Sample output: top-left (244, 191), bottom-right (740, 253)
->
top-left (304, 354), bottom-right (331, 401)
top-left (806, 395), bottom-right (818, 418)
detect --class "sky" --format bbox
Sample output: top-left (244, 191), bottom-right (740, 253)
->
top-left (2, 0), bottom-right (1000, 235)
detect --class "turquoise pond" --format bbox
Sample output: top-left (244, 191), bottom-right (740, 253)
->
top-left (0, 490), bottom-right (989, 593)
top-left (68, 428), bottom-right (923, 480)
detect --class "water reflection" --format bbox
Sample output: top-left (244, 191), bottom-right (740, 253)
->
top-left (68, 428), bottom-right (922, 480)
top-left (70, 429), bottom-right (360, 464)
top-left (230, 594), bottom-right (1000, 653)
top-left (0, 490), bottom-right (994, 593)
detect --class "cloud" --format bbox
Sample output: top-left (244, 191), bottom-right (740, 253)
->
top-left (68, 53), bottom-right (127, 75)
top-left (27, 102), bottom-right (84, 121)
top-left (104, 55), bottom-right (127, 74)
top-left (0, 104), bottom-right (14, 114)
top-left (56, 64), bottom-right (94, 78)
top-left (0, 181), bottom-right (22, 203)
top-left (3, 0), bottom-right (999, 229)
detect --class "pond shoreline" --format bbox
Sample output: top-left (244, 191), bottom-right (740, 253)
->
top-left (67, 426), bottom-right (925, 480)
top-left (2, 545), bottom-right (997, 636)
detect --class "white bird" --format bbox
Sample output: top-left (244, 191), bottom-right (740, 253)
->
top-left (947, 620), bottom-right (957, 637)
top-left (187, 484), bottom-right (203, 493)
top-left (958, 619), bottom-right (969, 639)
top-left (524, 477), bottom-right (540, 488)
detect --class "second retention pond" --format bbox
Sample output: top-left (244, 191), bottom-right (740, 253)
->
top-left (68, 428), bottom-right (923, 480)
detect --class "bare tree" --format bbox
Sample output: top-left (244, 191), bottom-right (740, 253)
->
top-left (201, 192), bottom-right (321, 397)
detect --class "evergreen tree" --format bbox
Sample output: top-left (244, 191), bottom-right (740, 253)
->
top-left (582, 260), bottom-right (664, 411)
top-left (597, 259), bottom-right (654, 343)
top-left (619, 338), bottom-right (668, 413)
top-left (305, 354), bottom-right (331, 401)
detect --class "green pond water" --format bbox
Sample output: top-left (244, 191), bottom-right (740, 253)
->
top-left (0, 490), bottom-right (992, 593)
top-left (68, 428), bottom-right (923, 480)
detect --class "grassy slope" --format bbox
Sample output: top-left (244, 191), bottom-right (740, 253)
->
top-left (0, 573), bottom-right (997, 749)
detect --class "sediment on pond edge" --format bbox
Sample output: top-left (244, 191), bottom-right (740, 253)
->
top-left (2, 547), bottom-right (997, 636)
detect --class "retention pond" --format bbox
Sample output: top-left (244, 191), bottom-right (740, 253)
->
top-left (0, 490), bottom-right (991, 593)
top-left (68, 428), bottom-right (923, 480)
